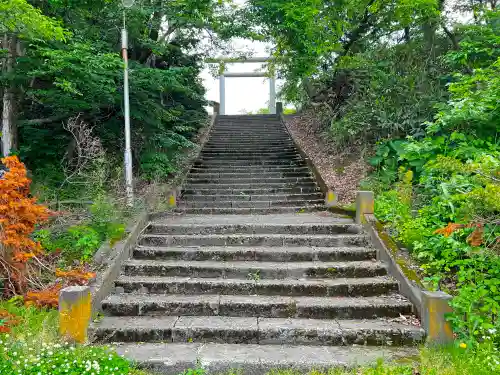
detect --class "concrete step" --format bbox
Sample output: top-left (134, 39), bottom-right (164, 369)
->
top-left (139, 233), bottom-right (369, 248)
top-left (181, 193), bottom-right (324, 202)
top-left (182, 187), bottom-right (321, 195)
top-left (132, 246), bottom-right (376, 262)
top-left (203, 145), bottom-right (297, 150)
top-left (183, 182), bottom-right (318, 190)
top-left (173, 206), bottom-right (324, 215)
top-left (146, 222), bottom-right (359, 235)
top-left (102, 294), bottom-right (413, 319)
top-left (205, 141), bottom-right (296, 147)
top-left (208, 136), bottom-right (291, 141)
top-left (112, 342), bottom-right (419, 374)
top-left (114, 275), bottom-right (399, 296)
top-left (195, 159), bottom-right (306, 166)
top-left (186, 177), bottom-right (315, 185)
top-left (190, 166), bottom-right (311, 173)
top-left (199, 156), bottom-right (304, 162)
top-left (91, 315), bottom-right (424, 346)
top-left (200, 152), bottom-right (301, 158)
top-left (178, 200), bottom-right (325, 209)
top-left (188, 172), bottom-right (312, 179)
top-left (122, 259), bottom-right (387, 279)
top-left (210, 133), bottom-right (290, 139)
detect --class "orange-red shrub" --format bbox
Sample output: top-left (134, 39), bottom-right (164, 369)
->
top-left (0, 156), bottom-right (50, 295)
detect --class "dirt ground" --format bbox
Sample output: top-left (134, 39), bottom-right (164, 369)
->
top-left (284, 110), bottom-right (369, 204)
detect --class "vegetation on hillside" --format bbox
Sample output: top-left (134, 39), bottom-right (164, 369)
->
top-left (245, 0), bottom-right (500, 345)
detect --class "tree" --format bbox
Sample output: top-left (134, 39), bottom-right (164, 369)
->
top-left (0, 0), bottom-right (67, 156)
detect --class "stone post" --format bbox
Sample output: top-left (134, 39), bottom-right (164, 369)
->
top-left (325, 190), bottom-right (338, 207)
top-left (421, 291), bottom-right (454, 345)
top-left (167, 189), bottom-right (177, 208)
top-left (355, 191), bottom-right (374, 224)
top-left (269, 77), bottom-right (276, 114)
top-left (59, 286), bottom-right (92, 343)
top-left (213, 102), bottom-right (220, 115)
top-left (276, 102), bottom-right (283, 115)
top-left (219, 74), bottom-right (226, 115)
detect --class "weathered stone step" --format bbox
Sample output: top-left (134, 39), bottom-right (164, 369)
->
top-left (188, 172), bottom-right (312, 179)
top-left (212, 133), bottom-right (289, 136)
top-left (184, 181), bottom-right (317, 189)
top-left (133, 246), bottom-right (376, 262)
top-left (199, 156), bottom-right (303, 162)
top-left (92, 315), bottom-right (424, 346)
top-left (205, 141), bottom-right (296, 147)
top-left (209, 135), bottom-right (291, 141)
top-left (181, 193), bottom-right (323, 202)
top-left (174, 206), bottom-right (324, 215)
top-left (112, 342), bottom-right (419, 374)
top-left (182, 187), bottom-right (320, 195)
top-left (115, 275), bottom-right (398, 296)
top-left (102, 293), bottom-right (413, 319)
top-left (195, 159), bottom-right (306, 166)
top-left (147, 222), bottom-right (360, 235)
top-left (190, 166), bottom-right (311, 173)
top-left (186, 177), bottom-right (315, 185)
top-left (203, 145), bottom-right (296, 150)
top-left (179, 200), bottom-right (324, 209)
top-left (123, 259), bottom-right (387, 279)
top-left (139, 233), bottom-right (369, 248)
top-left (200, 152), bottom-right (300, 158)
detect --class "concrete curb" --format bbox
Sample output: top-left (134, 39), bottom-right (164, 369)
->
top-left (355, 192), bottom-right (454, 344)
top-left (89, 211), bottom-right (149, 314)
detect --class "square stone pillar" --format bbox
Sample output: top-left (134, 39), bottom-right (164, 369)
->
top-left (355, 191), bottom-right (374, 224)
top-left (59, 286), bottom-right (92, 343)
top-left (422, 291), bottom-right (454, 345)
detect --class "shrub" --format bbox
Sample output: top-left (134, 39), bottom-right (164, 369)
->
top-left (0, 156), bottom-right (50, 295)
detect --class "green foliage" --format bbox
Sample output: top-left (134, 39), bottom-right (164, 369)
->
top-left (0, 0), bottom-right (68, 41)
top-left (34, 197), bottom-right (127, 265)
top-left (0, 338), bottom-right (131, 375)
top-left (329, 42), bottom-right (449, 147)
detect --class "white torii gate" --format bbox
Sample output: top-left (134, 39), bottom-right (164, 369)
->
top-left (207, 57), bottom-right (276, 115)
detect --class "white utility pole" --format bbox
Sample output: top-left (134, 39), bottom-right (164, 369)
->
top-left (122, 0), bottom-right (135, 206)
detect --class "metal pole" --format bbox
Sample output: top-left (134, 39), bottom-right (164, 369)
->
top-left (269, 76), bottom-right (276, 114)
top-left (219, 74), bottom-right (226, 115)
top-left (121, 25), bottom-right (134, 206)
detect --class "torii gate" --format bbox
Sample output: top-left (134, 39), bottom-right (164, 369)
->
top-left (207, 57), bottom-right (276, 115)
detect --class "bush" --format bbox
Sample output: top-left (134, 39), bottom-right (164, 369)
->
top-left (0, 340), bottom-right (131, 375)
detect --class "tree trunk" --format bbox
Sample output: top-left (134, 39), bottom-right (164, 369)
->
top-left (1, 34), bottom-right (17, 157)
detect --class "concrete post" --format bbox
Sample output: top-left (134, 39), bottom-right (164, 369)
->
top-left (276, 102), bottom-right (283, 115)
top-left (59, 286), bottom-right (92, 343)
top-left (325, 190), bottom-right (338, 207)
top-left (213, 102), bottom-right (220, 115)
top-left (355, 191), bottom-right (374, 224)
top-left (421, 291), bottom-right (454, 345)
top-left (219, 75), bottom-right (226, 115)
top-left (167, 189), bottom-right (177, 208)
top-left (269, 77), bottom-right (276, 114)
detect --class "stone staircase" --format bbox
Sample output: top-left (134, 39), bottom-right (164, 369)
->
top-left (92, 115), bottom-right (424, 373)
